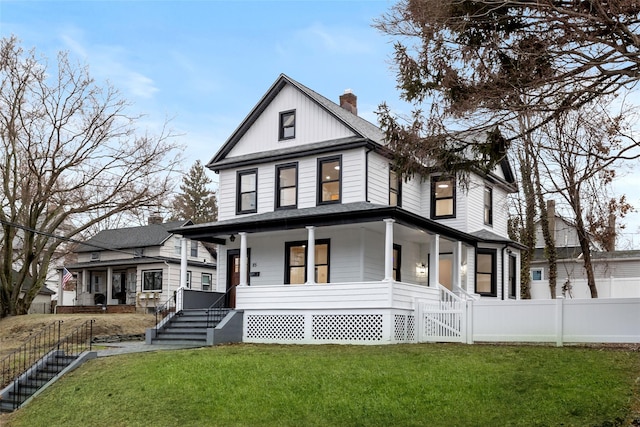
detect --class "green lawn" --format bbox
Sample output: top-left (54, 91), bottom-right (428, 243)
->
top-left (5, 344), bottom-right (639, 427)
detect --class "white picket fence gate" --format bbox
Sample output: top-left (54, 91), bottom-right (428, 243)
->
top-left (418, 286), bottom-right (469, 343)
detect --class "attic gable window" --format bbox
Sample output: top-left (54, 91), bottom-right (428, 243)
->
top-left (237, 169), bottom-right (258, 214)
top-left (318, 156), bottom-right (341, 205)
top-left (279, 110), bottom-right (295, 140)
top-left (431, 175), bottom-right (455, 219)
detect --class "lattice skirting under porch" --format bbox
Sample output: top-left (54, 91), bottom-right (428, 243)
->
top-left (243, 309), bottom-right (416, 345)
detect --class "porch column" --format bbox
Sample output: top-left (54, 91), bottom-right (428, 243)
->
top-left (58, 270), bottom-right (64, 307)
top-left (239, 232), bottom-right (248, 286)
top-left (429, 234), bottom-right (440, 288)
top-left (180, 237), bottom-right (188, 289)
top-left (306, 226), bottom-right (316, 284)
top-left (452, 241), bottom-right (461, 292)
top-left (383, 219), bottom-right (395, 281)
top-left (106, 266), bottom-right (113, 303)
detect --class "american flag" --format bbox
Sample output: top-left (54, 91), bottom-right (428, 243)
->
top-left (62, 267), bottom-right (73, 285)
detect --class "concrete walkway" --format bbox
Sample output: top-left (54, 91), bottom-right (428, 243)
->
top-left (95, 341), bottom-right (202, 357)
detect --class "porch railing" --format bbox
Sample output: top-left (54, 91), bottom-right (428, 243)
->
top-left (153, 288), bottom-right (180, 336)
top-left (1, 319), bottom-right (94, 411)
top-left (206, 285), bottom-right (237, 328)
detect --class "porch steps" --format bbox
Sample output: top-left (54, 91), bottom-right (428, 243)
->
top-left (0, 353), bottom-right (78, 413)
top-left (151, 308), bottom-right (231, 346)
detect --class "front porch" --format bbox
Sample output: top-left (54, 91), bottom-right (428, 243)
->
top-left (234, 280), bottom-right (470, 345)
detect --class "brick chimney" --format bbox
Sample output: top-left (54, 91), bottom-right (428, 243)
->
top-left (148, 214), bottom-right (163, 225)
top-left (339, 89), bottom-right (357, 115)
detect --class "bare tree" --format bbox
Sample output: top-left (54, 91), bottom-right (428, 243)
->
top-left (0, 36), bottom-right (182, 316)
top-left (374, 0), bottom-right (640, 176)
top-left (538, 99), bottom-right (638, 297)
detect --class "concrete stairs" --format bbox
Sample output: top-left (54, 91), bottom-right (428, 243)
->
top-left (0, 352), bottom-right (79, 413)
top-left (151, 308), bottom-right (231, 346)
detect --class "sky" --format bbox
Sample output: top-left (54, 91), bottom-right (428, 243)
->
top-left (2, 0), bottom-right (640, 247)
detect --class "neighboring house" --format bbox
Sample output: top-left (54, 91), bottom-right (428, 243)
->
top-left (174, 74), bottom-right (523, 344)
top-left (530, 203), bottom-right (640, 298)
top-left (64, 218), bottom-right (217, 312)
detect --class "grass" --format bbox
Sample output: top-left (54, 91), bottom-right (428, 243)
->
top-left (4, 344), bottom-right (639, 427)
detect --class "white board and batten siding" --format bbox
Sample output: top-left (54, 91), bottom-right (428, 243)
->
top-left (226, 84), bottom-right (357, 158)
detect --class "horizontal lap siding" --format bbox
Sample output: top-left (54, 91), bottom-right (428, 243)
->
top-left (237, 282), bottom-right (393, 309)
top-left (217, 170), bottom-right (237, 220)
top-left (341, 150), bottom-right (366, 204)
top-left (367, 154), bottom-right (388, 205)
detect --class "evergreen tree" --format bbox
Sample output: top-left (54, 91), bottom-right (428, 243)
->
top-left (171, 160), bottom-right (218, 223)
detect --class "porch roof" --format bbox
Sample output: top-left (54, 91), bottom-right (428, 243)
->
top-left (66, 256), bottom-right (215, 271)
top-left (173, 202), bottom-right (488, 246)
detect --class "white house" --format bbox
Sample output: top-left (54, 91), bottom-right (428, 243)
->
top-left (62, 219), bottom-right (217, 313)
top-left (174, 74), bottom-right (523, 344)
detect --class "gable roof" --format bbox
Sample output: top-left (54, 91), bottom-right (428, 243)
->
top-left (208, 74), bottom-right (386, 170)
top-left (75, 220), bottom-right (192, 253)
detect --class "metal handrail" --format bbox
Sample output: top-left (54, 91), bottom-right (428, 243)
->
top-left (205, 285), bottom-right (237, 328)
top-left (1, 319), bottom-right (94, 411)
top-left (153, 289), bottom-right (179, 336)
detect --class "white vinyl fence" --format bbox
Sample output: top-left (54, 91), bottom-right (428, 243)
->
top-left (531, 277), bottom-right (640, 299)
top-left (469, 298), bottom-right (640, 346)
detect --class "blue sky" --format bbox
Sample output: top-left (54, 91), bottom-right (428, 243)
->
top-left (1, 0), bottom-right (405, 172)
top-left (3, 0), bottom-right (640, 246)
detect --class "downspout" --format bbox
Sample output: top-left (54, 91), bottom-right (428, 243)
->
top-left (501, 244), bottom-right (509, 300)
top-left (365, 147), bottom-right (373, 202)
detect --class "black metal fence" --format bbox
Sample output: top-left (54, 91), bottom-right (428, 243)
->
top-left (0, 319), bottom-right (94, 412)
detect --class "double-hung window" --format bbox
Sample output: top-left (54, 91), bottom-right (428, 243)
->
top-left (142, 270), bottom-right (163, 292)
top-left (285, 240), bottom-right (330, 284)
top-left (475, 249), bottom-right (496, 296)
top-left (279, 110), bottom-right (295, 140)
top-left (276, 163), bottom-right (297, 209)
top-left (431, 175), bottom-right (455, 219)
top-left (390, 168), bottom-right (402, 207)
top-left (202, 273), bottom-right (212, 291)
top-left (190, 240), bottom-right (198, 257)
top-left (318, 156), bottom-right (341, 205)
top-left (237, 169), bottom-right (257, 214)
top-left (484, 187), bottom-right (493, 226)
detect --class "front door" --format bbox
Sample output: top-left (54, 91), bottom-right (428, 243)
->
top-left (226, 250), bottom-right (240, 308)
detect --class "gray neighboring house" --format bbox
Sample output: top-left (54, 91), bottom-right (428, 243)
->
top-left (64, 219), bottom-right (217, 312)
top-left (530, 206), bottom-right (640, 298)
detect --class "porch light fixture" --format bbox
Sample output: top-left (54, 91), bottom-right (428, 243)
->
top-left (229, 234), bottom-right (236, 242)
top-left (416, 262), bottom-right (427, 278)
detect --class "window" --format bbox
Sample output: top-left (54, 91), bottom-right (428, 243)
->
top-left (133, 248), bottom-right (144, 258)
top-left (390, 168), bottom-right (402, 207)
top-left (190, 240), bottom-right (198, 257)
top-left (484, 187), bottom-right (493, 226)
top-left (90, 252), bottom-right (100, 261)
top-left (475, 249), bottom-right (496, 296)
top-left (279, 110), bottom-right (295, 140)
top-left (237, 169), bottom-right (257, 214)
top-left (202, 273), bottom-right (212, 291)
top-left (276, 163), bottom-right (297, 209)
top-left (142, 270), bottom-right (163, 292)
top-left (174, 237), bottom-right (182, 255)
top-left (393, 244), bottom-right (401, 281)
top-left (285, 240), bottom-right (330, 284)
top-left (508, 254), bottom-right (517, 299)
top-left (186, 271), bottom-right (192, 289)
top-left (431, 175), bottom-right (455, 218)
top-left (318, 156), bottom-right (341, 205)
top-left (531, 268), bottom-right (544, 281)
